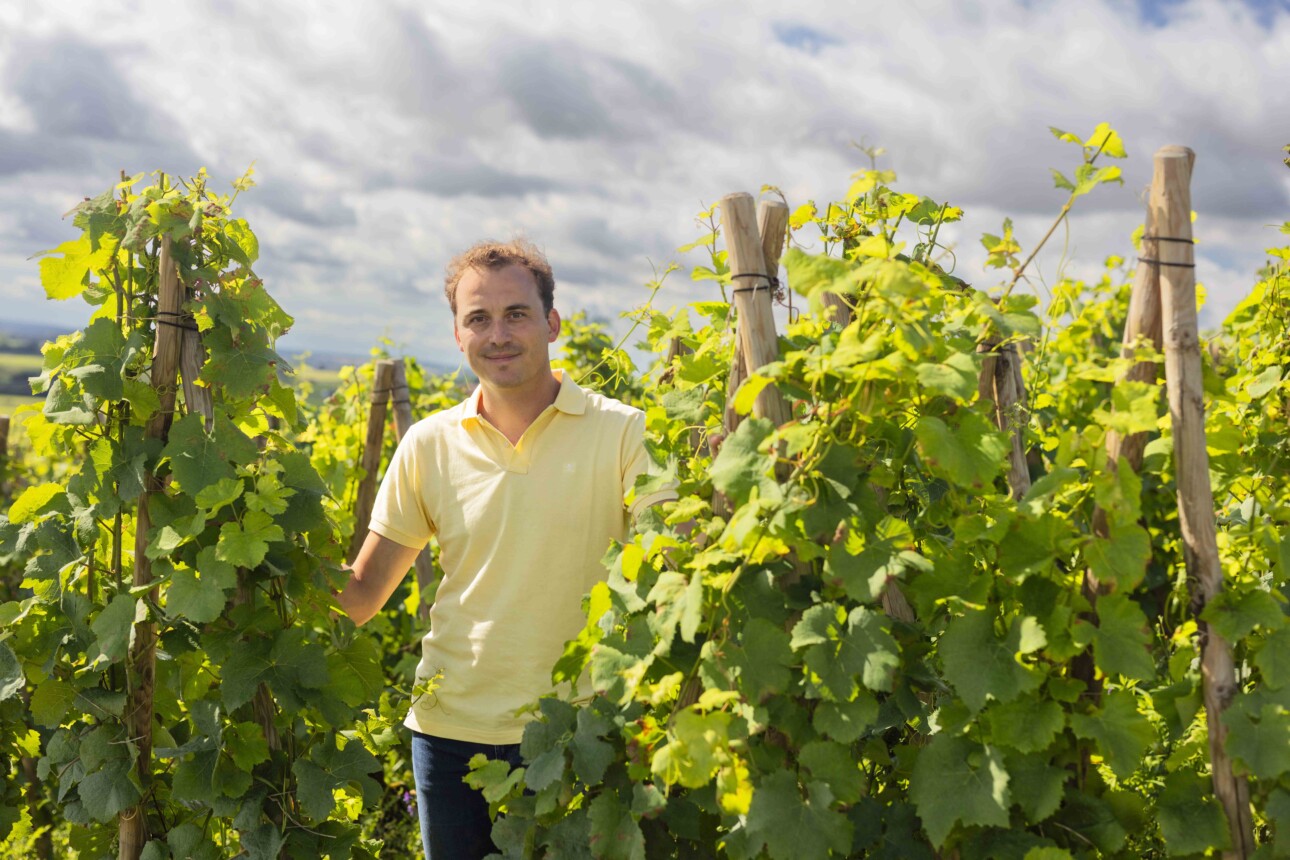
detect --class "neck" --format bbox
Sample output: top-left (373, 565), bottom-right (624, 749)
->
top-left (478, 372), bottom-right (562, 443)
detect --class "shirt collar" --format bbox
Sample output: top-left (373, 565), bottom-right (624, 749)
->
top-left (460, 368), bottom-right (586, 425)
top-left (551, 369), bottom-right (588, 415)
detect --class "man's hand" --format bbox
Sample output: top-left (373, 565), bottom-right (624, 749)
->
top-left (336, 531), bottom-right (422, 625)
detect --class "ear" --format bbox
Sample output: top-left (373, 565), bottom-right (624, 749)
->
top-left (546, 308), bottom-right (560, 343)
top-left (453, 320), bottom-right (463, 351)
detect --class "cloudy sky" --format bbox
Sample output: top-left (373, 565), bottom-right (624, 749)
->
top-left (1, 0), bottom-right (1287, 368)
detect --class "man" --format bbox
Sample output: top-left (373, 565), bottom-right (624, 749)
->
top-left (337, 239), bottom-right (673, 860)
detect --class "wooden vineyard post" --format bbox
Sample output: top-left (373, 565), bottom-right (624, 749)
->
top-left (348, 359), bottom-right (396, 563)
top-left (713, 199), bottom-right (789, 519)
top-left (0, 414), bottom-right (9, 496)
top-left (179, 309), bottom-right (285, 767)
top-left (718, 193), bottom-right (792, 429)
top-left (722, 200), bottom-right (790, 436)
top-left (179, 311), bottom-right (214, 431)
top-left (389, 359), bottom-right (435, 621)
top-left (1157, 147), bottom-right (1255, 858)
top-left (819, 277), bottom-right (853, 328)
top-left (977, 338), bottom-right (1031, 500)
top-left (120, 238), bottom-right (184, 860)
top-left (387, 359), bottom-right (414, 452)
top-left (1071, 147), bottom-right (1174, 707)
top-left (1085, 146), bottom-right (1172, 597)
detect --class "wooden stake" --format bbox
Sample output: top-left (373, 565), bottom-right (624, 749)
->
top-left (144, 242), bottom-right (185, 443)
top-left (819, 273), bottom-right (853, 327)
top-left (1085, 147), bottom-right (1170, 596)
top-left (758, 201), bottom-right (789, 291)
top-left (389, 360), bottom-right (436, 621)
top-left (719, 193), bottom-right (792, 429)
top-left (1157, 146), bottom-right (1254, 859)
top-left (348, 359), bottom-right (396, 563)
top-left (714, 200), bottom-right (790, 519)
top-left (1072, 150), bottom-right (1173, 710)
top-left (389, 359), bottom-right (415, 440)
top-left (179, 314), bottom-right (214, 430)
top-left (723, 200), bottom-right (789, 435)
top-left (821, 291), bottom-right (853, 328)
top-left (0, 415), bottom-right (9, 495)
top-left (976, 338), bottom-right (1031, 499)
top-left (996, 345), bottom-right (1031, 499)
top-left (120, 237), bottom-right (184, 860)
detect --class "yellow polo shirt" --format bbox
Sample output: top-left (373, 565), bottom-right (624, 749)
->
top-left (368, 370), bottom-right (673, 743)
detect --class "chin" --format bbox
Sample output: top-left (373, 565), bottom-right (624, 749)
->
top-left (473, 367), bottom-right (524, 388)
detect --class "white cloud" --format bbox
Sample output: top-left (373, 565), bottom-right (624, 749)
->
top-left (0, 0), bottom-right (1286, 363)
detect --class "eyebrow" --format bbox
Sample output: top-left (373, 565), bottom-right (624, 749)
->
top-left (463, 302), bottom-right (534, 317)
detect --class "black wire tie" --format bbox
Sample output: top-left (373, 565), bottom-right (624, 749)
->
top-left (156, 318), bottom-right (200, 331)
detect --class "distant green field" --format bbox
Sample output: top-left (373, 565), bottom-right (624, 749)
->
top-left (0, 352), bottom-right (42, 371)
top-left (0, 394), bottom-right (40, 411)
top-left (288, 362), bottom-right (344, 388)
top-left (0, 394), bottom-right (40, 456)
top-left (0, 349), bottom-right (344, 399)
top-left (0, 351), bottom-right (42, 387)
top-left (0, 353), bottom-right (42, 423)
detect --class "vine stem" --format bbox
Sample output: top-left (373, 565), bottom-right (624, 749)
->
top-left (1001, 200), bottom-right (1073, 300)
top-left (1001, 135), bottom-right (1111, 301)
top-left (573, 269), bottom-right (668, 389)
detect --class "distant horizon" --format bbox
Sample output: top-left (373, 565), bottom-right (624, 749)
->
top-left (0, 315), bottom-right (460, 373)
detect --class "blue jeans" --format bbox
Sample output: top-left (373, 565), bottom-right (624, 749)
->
top-left (411, 731), bottom-right (523, 860)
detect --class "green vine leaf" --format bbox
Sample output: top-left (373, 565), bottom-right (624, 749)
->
top-left (914, 412), bottom-right (1009, 491)
top-left (587, 791), bottom-right (646, 860)
top-left (291, 739), bottom-right (381, 822)
top-left (1222, 700), bottom-right (1290, 780)
top-left (793, 603), bottom-right (900, 697)
top-left (909, 735), bottom-right (1011, 847)
top-left (215, 510), bottom-right (283, 569)
top-left (1090, 592), bottom-right (1156, 681)
top-left (745, 772), bottom-right (852, 860)
top-left (167, 554), bottom-right (236, 624)
top-left (1069, 690), bottom-right (1155, 780)
top-left (1156, 770), bottom-right (1232, 855)
top-left (940, 610), bottom-right (1044, 712)
top-left (1085, 523), bottom-right (1152, 592)
top-left (90, 594), bottom-right (144, 665)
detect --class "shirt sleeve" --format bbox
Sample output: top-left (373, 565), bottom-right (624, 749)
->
top-left (620, 411), bottom-right (679, 520)
top-left (368, 429), bottom-right (436, 550)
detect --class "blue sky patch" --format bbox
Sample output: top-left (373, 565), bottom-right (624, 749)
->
top-left (772, 22), bottom-right (842, 54)
top-left (1137, 0), bottom-right (1290, 27)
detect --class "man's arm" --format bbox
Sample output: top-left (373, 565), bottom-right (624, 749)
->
top-left (337, 531), bottom-right (423, 626)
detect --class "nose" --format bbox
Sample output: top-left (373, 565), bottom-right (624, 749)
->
top-left (484, 318), bottom-right (514, 346)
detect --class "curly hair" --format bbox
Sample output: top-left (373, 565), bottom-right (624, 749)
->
top-left (443, 238), bottom-right (555, 316)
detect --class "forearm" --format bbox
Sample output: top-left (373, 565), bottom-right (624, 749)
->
top-left (336, 531), bottom-right (422, 626)
top-left (336, 564), bottom-right (384, 626)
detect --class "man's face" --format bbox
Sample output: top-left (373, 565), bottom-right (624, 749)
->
top-left (453, 264), bottom-right (559, 393)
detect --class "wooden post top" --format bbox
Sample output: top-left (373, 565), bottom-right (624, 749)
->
top-left (757, 200), bottom-right (790, 276)
top-left (1149, 147), bottom-right (1195, 272)
top-left (371, 359), bottom-right (396, 404)
top-left (1155, 144), bottom-right (1196, 171)
top-left (719, 192), bottom-right (791, 427)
